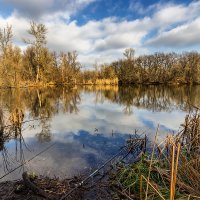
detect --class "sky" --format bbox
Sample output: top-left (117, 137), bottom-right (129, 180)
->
top-left (0, 0), bottom-right (200, 67)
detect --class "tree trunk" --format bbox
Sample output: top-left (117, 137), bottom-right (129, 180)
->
top-left (36, 65), bottom-right (39, 83)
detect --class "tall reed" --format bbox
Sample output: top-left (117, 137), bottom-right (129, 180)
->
top-left (110, 111), bottom-right (200, 199)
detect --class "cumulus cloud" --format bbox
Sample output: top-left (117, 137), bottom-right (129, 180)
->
top-left (0, 0), bottom-right (200, 66)
top-left (146, 18), bottom-right (200, 48)
top-left (151, 1), bottom-right (200, 30)
top-left (2, 0), bottom-right (95, 20)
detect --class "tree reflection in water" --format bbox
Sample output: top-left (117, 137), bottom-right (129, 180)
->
top-left (0, 87), bottom-right (82, 173)
top-left (84, 85), bottom-right (200, 113)
top-left (0, 85), bottom-right (199, 176)
top-left (36, 118), bottom-right (51, 143)
top-left (0, 107), bottom-right (26, 172)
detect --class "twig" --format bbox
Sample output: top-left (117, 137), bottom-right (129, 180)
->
top-left (0, 142), bottom-right (56, 180)
top-left (145, 124), bottom-right (159, 200)
top-left (60, 139), bottom-right (144, 200)
top-left (172, 143), bottom-right (180, 199)
top-left (112, 186), bottom-right (133, 200)
top-left (170, 145), bottom-right (175, 200)
top-left (142, 175), bottom-right (165, 200)
top-left (140, 175), bottom-right (143, 200)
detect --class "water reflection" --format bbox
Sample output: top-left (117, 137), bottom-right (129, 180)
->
top-left (84, 85), bottom-right (200, 112)
top-left (36, 119), bottom-right (52, 143)
top-left (0, 85), bottom-right (199, 181)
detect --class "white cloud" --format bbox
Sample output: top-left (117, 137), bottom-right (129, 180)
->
top-left (0, 1), bottom-right (200, 66)
top-left (3, 0), bottom-right (95, 20)
top-left (129, 0), bottom-right (146, 14)
top-left (147, 18), bottom-right (200, 48)
top-left (152, 1), bottom-right (200, 30)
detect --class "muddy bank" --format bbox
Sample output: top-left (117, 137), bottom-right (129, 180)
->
top-left (0, 171), bottom-right (113, 200)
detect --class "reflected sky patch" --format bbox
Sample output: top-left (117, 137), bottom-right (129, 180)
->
top-left (0, 85), bottom-right (198, 181)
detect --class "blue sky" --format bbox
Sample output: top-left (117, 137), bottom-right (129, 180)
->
top-left (0, 0), bottom-right (200, 66)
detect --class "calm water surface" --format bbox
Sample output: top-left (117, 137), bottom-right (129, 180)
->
top-left (0, 85), bottom-right (199, 181)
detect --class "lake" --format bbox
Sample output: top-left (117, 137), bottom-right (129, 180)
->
top-left (0, 85), bottom-right (199, 182)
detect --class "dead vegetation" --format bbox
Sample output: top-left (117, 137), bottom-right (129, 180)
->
top-left (110, 111), bottom-right (200, 199)
top-left (0, 173), bottom-right (85, 200)
top-left (0, 107), bottom-right (199, 199)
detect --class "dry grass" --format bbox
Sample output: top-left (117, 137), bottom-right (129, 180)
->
top-left (83, 78), bottom-right (119, 85)
top-left (0, 107), bottom-right (199, 199)
top-left (110, 111), bottom-right (200, 200)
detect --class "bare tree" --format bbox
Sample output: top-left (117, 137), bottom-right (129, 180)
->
top-left (0, 25), bottom-right (13, 54)
top-left (24, 21), bottom-right (47, 82)
top-left (123, 48), bottom-right (135, 61)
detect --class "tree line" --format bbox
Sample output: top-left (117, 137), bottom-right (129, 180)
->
top-left (0, 22), bottom-right (81, 87)
top-left (0, 22), bottom-right (200, 87)
top-left (112, 48), bottom-right (200, 84)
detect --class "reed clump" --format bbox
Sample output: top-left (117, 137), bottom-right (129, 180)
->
top-left (110, 112), bottom-right (200, 200)
top-left (82, 78), bottom-right (118, 85)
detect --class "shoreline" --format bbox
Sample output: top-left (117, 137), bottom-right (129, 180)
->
top-left (0, 81), bottom-right (200, 89)
top-left (0, 112), bottom-right (199, 199)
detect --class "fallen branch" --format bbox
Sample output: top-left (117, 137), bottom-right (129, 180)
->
top-left (22, 172), bottom-right (57, 200)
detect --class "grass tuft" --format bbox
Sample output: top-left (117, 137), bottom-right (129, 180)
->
top-left (110, 111), bottom-right (200, 200)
